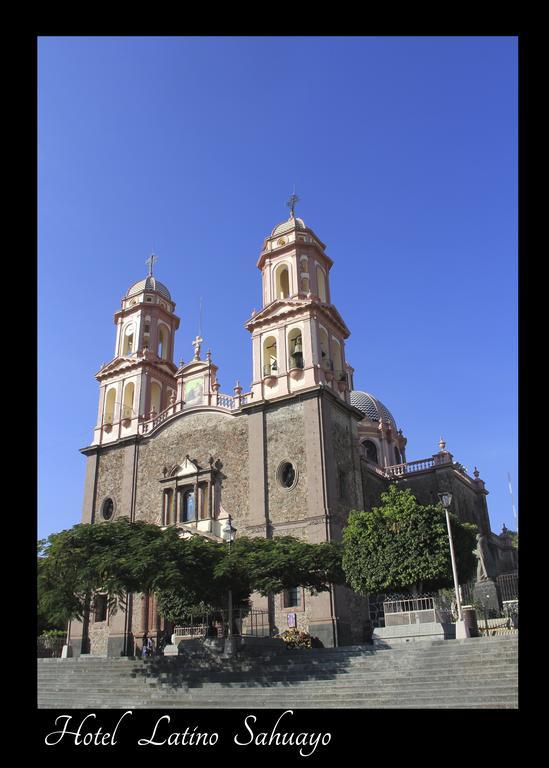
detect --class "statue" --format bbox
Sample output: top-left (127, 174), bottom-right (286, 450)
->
top-left (475, 533), bottom-right (494, 582)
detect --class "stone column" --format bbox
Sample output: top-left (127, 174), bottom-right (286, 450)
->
top-left (247, 409), bottom-right (268, 532)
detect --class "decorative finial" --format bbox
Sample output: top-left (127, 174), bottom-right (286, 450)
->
top-left (146, 253), bottom-right (158, 276)
top-left (473, 466), bottom-right (480, 479)
top-left (206, 348), bottom-right (212, 363)
top-left (439, 436), bottom-right (446, 451)
top-left (179, 358), bottom-right (185, 368)
top-left (192, 335), bottom-right (203, 360)
top-left (287, 188), bottom-right (300, 218)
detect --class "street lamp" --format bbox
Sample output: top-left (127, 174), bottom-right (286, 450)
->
top-left (221, 515), bottom-right (237, 649)
top-left (438, 492), bottom-right (469, 639)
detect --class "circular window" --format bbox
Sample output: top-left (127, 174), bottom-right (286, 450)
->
top-left (278, 461), bottom-right (298, 490)
top-left (101, 498), bottom-right (114, 520)
top-left (277, 237), bottom-right (287, 246)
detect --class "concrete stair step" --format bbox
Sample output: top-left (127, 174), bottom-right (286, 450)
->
top-left (38, 637), bottom-right (518, 710)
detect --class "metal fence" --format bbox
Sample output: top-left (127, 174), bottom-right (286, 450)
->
top-left (174, 609), bottom-right (270, 639)
top-left (383, 596), bottom-right (452, 626)
top-left (497, 572), bottom-right (518, 602)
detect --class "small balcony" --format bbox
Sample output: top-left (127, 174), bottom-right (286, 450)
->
top-left (288, 353), bottom-right (304, 379)
top-left (263, 362), bottom-right (278, 386)
top-left (321, 358), bottom-right (334, 381)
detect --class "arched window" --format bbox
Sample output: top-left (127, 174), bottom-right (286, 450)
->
top-left (288, 328), bottom-right (304, 369)
top-left (104, 388), bottom-right (116, 425)
top-left (275, 264), bottom-right (290, 299)
top-left (150, 382), bottom-right (162, 415)
top-left (122, 325), bottom-right (134, 356)
top-left (122, 381), bottom-right (134, 420)
top-left (157, 325), bottom-right (169, 359)
top-left (142, 322), bottom-right (151, 349)
top-left (319, 328), bottom-right (330, 370)
top-left (316, 266), bottom-right (327, 302)
top-left (180, 489), bottom-right (196, 523)
top-left (332, 339), bottom-right (344, 380)
top-left (363, 440), bottom-right (379, 464)
top-left (263, 336), bottom-right (278, 377)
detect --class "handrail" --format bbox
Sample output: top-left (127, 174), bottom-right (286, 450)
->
top-left (138, 389), bottom-right (253, 433)
top-left (364, 454), bottom-right (473, 482)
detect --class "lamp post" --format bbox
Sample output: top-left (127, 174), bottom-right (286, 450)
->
top-left (221, 515), bottom-right (237, 653)
top-left (438, 492), bottom-right (469, 639)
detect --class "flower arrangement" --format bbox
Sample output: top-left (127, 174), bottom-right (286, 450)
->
top-left (276, 628), bottom-right (313, 649)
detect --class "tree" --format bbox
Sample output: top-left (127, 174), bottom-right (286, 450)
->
top-left (214, 535), bottom-right (344, 597)
top-left (38, 520), bottom-right (345, 627)
top-left (38, 519), bottom-right (180, 625)
top-left (342, 484), bottom-right (477, 595)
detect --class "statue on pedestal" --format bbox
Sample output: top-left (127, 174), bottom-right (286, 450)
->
top-left (475, 533), bottom-right (495, 582)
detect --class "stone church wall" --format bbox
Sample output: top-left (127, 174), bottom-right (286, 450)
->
top-left (264, 400), bottom-right (308, 526)
top-left (135, 410), bottom-right (250, 527)
top-left (329, 401), bottom-right (364, 527)
top-left (360, 463), bottom-right (389, 512)
top-left (94, 443), bottom-right (129, 522)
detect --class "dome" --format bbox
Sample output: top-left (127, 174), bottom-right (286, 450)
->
top-left (350, 391), bottom-right (398, 430)
top-left (125, 276), bottom-right (171, 301)
top-left (271, 216), bottom-right (307, 238)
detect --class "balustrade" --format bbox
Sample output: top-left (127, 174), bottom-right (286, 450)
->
top-left (138, 388), bottom-right (252, 433)
top-left (385, 458), bottom-right (436, 477)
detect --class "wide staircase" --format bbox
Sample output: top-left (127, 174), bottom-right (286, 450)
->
top-left (38, 635), bottom-right (518, 709)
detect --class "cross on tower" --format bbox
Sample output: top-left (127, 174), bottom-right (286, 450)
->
top-left (192, 334), bottom-right (203, 360)
top-left (146, 253), bottom-right (158, 276)
top-left (287, 191), bottom-right (300, 218)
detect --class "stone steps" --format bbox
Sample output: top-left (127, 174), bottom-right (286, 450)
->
top-left (38, 636), bottom-right (518, 709)
top-left (40, 677), bottom-right (518, 694)
top-left (39, 697), bottom-right (519, 709)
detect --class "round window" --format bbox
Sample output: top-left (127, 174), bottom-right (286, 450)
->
top-left (278, 461), bottom-right (297, 489)
top-left (101, 498), bottom-right (114, 520)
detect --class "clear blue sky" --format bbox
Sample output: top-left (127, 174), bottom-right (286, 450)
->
top-left (38, 36), bottom-right (518, 541)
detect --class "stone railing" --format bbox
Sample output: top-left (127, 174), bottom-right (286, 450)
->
top-left (385, 458), bottom-right (436, 477)
top-left (139, 390), bottom-right (253, 434)
top-left (365, 453), bottom-right (472, 481)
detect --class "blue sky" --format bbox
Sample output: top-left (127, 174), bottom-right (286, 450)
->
top-left (38, 36), bottom-right (518, 540)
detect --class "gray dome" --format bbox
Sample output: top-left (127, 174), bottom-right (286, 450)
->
top-left (125, 276), bottom-right (171, 300)
top-left (350, 391), bottom-right (397, 429)
top-left (271, 216), bottom-right (307, 237)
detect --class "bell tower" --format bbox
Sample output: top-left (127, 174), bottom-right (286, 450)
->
top-left (91, 255), bottom-right (180, 445)
top-left (246, 197), bottom-right (352, 403)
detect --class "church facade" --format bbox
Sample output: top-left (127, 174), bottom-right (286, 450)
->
top-left (72, 205), bottom-right (516, 657)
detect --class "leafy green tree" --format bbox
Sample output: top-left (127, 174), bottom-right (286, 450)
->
top-left (38, 519), bottom-right (178, 625)
top-left (38, 520), bottom-right (345, 627)
top-left (342, 484), bottom-right (477, 595)
top-left (214, 536), bottom-right (344, 598)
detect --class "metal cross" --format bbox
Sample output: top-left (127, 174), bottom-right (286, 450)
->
top-left (146, 253), bottom-right (158, 276)
top-left (192, 334), bottom-right (203, 360)
top-left (287, 191), bottom-right (300, 217)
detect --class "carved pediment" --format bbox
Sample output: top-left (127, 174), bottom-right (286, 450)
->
top-left (170, 457), bottom-right (200, 477)
top-left (96, 354), bottom-right (177, 380)
top-left (245, 298), bottom-right (350, 337)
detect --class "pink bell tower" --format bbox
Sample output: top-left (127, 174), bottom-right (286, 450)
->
top-left (91, 254), bottom-right (180, 445)
top-left (246, 196), bottom-right (352, 403)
